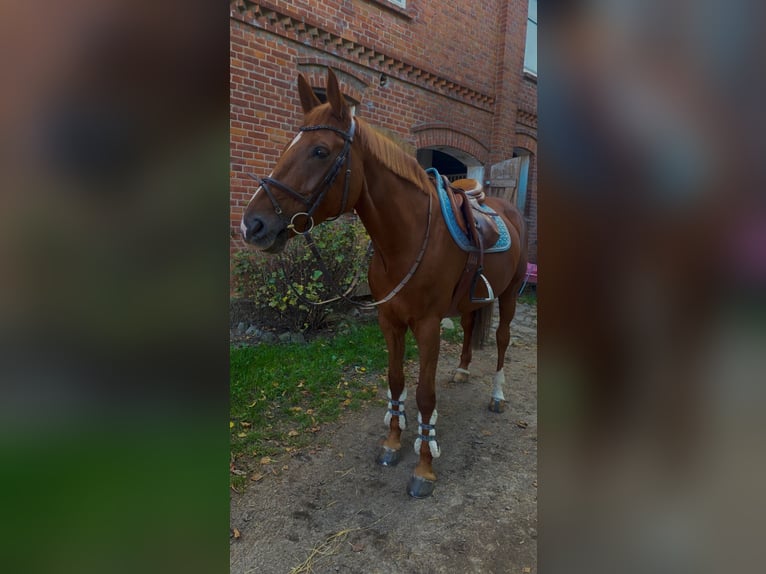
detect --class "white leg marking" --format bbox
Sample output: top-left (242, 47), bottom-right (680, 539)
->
top-left (491, 370), bottom-right (506, 401)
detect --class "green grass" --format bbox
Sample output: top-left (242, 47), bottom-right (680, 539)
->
top-left (230, 321), bottom-right (417, 462)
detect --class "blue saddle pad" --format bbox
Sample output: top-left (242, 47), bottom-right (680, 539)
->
top-left (427, 168), bottom-right (511, 253)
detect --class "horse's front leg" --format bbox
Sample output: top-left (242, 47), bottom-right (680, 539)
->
top-left (408, 316), bottom-right (442, 498)
top-left (376, 311), bottom-right (408, 467)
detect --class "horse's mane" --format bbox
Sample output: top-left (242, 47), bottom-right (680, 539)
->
top-left (355, 118), bottom-right (433, 195)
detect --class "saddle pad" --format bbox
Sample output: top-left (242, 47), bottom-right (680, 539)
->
top-left (427, 168), bottom-right (511, 253)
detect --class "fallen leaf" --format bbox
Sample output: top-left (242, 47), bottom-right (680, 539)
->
top-left (250, 473), bottom-right (264, 482)
top-left (523, 568), bottom-right (531, 573)
top-left (240, 421), bottom-right (252, 428)
top-left (282, 465), bottom-right (289, 470)
top-left (260, 456), bottom-right (272, 465)
top-left (481, 430), bottom-right (492, 436)
top-left (237, 432), bottom-right (247, 438)
top-left (341, 399), bottom-right (351, 407)
top-left (516, 420), bottom-right (529, 429)
top-left (229, 421), bottom-right (234, 429)
top-left (310, 426), bottom-right (321, 433)
top-left (288, 430), bottom-right (299, 437)
top-left (350, 542), bottom-right (365, 552)
top-left (230, 468), bottom-right (246, 476)
top-left (305, 409), bottom-right (314, 415)
top-left (532, 480), bottom-right (538, 488)
top-left (232, 528), bottom-right (241, 539)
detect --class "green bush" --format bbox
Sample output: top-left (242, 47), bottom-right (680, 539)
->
top-left (232, 217), bottom-right (369, 331)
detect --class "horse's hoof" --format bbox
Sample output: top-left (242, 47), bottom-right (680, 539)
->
top-left (488, 398), bottom-right (506, 413)
top-left (376, 446), bottom-right (401, 467)
top-left (407, 474), bottom-right (436, 498)
top-left (453, 368), bottom-right (470, 383)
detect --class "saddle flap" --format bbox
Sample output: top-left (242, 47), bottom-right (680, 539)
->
top-left (460, 197), bottom-right (500, 250)
top-left (470, 204), bottom-right (500, 247)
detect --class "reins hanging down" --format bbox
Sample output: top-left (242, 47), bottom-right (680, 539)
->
top-left (290, 192), bottom-right (432, 310)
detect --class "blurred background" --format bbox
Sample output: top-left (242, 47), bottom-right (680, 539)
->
top-left (539, 1), bottom-right (765, 573)
top-left (0, 2), bottom-right (230, 572)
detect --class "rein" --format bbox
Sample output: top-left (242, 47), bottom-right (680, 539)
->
top-left (299, 192), bottom-right (432, 309)
top-left (250, 118), bottom-right (432, 308)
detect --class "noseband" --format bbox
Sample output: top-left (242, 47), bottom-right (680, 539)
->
top-left (249, 119), bottom-right (357, 233)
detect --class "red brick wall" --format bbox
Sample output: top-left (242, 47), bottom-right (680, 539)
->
top-left (230, 0), bottom-right (537, 261)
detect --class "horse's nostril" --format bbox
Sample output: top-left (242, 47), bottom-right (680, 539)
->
top-left (243, 215), bottom-right (265, 241)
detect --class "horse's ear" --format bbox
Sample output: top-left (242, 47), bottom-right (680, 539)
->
top-left (297, 74), bottom-right (321, 114)
top-left (326, 68), bottom-right (348, 122)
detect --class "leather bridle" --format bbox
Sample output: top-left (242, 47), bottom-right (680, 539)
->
top-left (248, 119), bottom-right (356, 234)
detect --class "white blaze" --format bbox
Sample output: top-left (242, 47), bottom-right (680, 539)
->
top-left (286, 132), bottom-right (303, 150)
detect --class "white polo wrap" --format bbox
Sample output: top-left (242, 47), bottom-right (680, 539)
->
top-left (383, 388), bottom-right (407, 430)
top-left (414, 409), bottom-right (441, 458)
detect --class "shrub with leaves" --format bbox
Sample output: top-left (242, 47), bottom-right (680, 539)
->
top-left (232, 217), bottom-right (369, 332)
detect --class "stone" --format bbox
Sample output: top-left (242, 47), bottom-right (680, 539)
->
top-left (236, 321), bottom-right (246, 335)
top-left (260, 332), bottom-right (277, 344)
top-left (245, 325), bottom-right (259, 336)
top-left (440, 318), bottom-right (455, 330)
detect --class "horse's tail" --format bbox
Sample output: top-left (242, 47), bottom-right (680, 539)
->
top-left (471, 304), bottom-right (494, 350)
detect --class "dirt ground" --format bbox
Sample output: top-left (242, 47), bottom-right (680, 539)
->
top-left (230, 301), bottom-right (537, 574)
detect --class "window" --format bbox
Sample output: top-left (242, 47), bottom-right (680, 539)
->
top-left (387, 0), bottom-right (406, 8)
top-left (524, 0), bottom-right (537, 76)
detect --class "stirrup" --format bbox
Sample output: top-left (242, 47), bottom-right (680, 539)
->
top-left (470, 271), bottom-right (495, 303)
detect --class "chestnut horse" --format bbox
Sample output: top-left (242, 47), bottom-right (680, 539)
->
top-left (241, 69), bottom-right (527, 498)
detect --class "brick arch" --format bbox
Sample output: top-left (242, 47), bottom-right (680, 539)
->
top-left (412, 123), bottom-right (490, 165)
top-left (514, 132), bottom-right (537, 156)
top-left (296, 59), bottom-right (370, 104)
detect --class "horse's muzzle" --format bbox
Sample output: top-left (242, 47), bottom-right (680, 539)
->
top-left (241, 213), bottom-right (289, 253)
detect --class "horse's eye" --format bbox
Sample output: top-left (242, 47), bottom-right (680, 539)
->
top-left (312, 147), bottom-right (329, 159)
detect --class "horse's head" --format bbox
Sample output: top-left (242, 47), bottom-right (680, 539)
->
top-left (241, 68), bottom-right (364, 253)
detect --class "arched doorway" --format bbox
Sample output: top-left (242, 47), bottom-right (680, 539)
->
top-left (417, 146), bottom-right (484, 183)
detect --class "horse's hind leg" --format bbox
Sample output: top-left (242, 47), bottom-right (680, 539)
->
top-left (489, 289), bottom-right (518, 413)
top-left (376, 312), bottom-right (407, 467)
top-left (452, 311), bottom-right (474, 383)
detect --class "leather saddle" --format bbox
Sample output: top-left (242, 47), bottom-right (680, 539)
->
top-left (446, 178), bottom-right (500, 250)
top-left (438, 176), bottom-right (499, 315)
